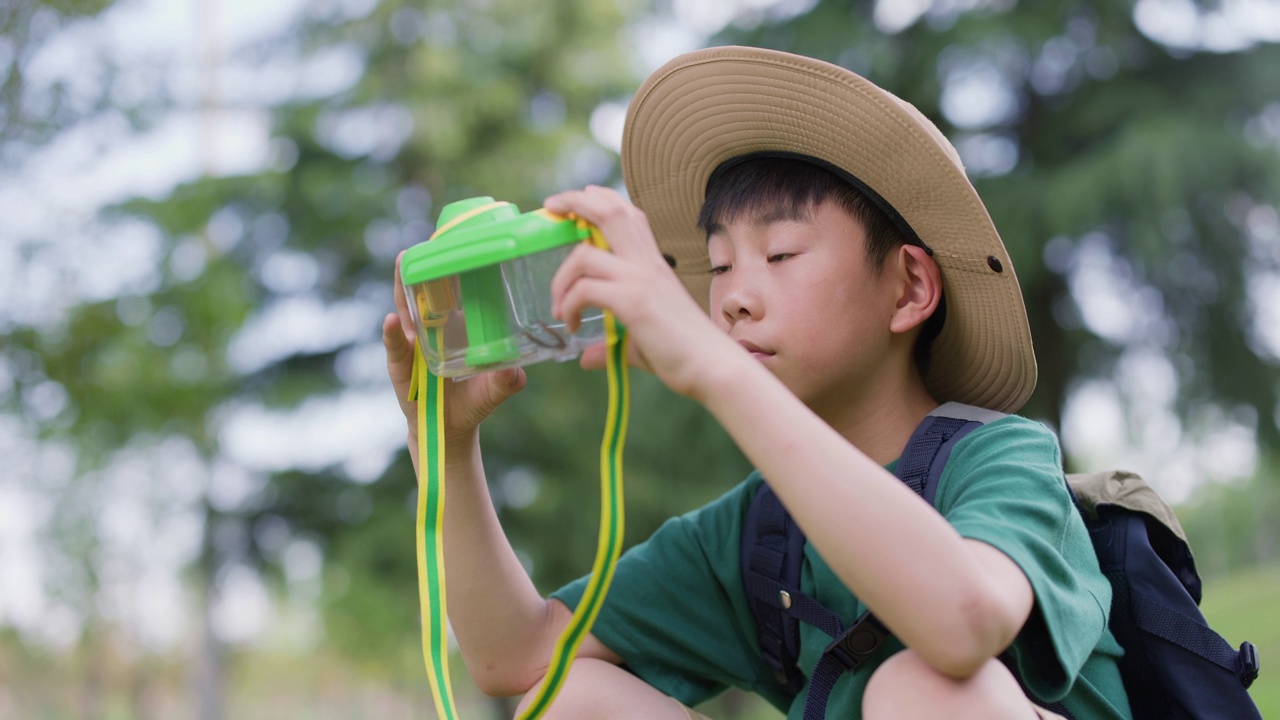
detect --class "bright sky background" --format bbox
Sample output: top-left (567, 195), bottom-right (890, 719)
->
top-left (2, 0), bottom-right (1279, 659)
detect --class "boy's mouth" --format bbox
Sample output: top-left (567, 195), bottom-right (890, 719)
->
top-left (737, 340), bottom-right (774, 359)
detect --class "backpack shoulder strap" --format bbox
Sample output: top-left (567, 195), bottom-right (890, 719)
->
top-left (900, 402), bottom-right (1003, 503)
top-left (741, 481), bottom-right (807, 694)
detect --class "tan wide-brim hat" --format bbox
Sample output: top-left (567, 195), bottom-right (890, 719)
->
top-left (621, 45), bottom-right (1037, 414)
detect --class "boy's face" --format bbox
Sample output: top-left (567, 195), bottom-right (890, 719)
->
top-left (706, 200), bottom-right (903, 415)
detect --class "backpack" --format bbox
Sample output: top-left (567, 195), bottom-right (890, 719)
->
top-left (740, 403), bottom-right (1262, 720)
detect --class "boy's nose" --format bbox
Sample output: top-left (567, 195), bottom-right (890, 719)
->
top-left (719, 272), bottom-right (763, 324)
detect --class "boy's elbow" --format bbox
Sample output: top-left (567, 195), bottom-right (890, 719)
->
top-left (467, 657), bottom-right (541, 698)
top-left (464, 599), bottom-right (565, 697)
top-left (473, 676), bottom-right (532, 699)
top-left (916, 587), bottom-right (1021, 679)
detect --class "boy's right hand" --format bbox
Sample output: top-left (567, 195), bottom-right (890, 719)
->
top-left (384, 252), bottom-right (526, 449)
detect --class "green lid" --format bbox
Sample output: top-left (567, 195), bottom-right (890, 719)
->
top-left (401, 197), bottom-right (591, 284)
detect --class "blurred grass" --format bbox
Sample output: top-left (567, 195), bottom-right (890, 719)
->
top-left (1, 566), bottom-right (1274, 719)
top-left (1198, 563), bottom-right (1280, 719)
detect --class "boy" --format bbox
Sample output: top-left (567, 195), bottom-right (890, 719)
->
top-left (383, 46), bottom-right (1132, 719)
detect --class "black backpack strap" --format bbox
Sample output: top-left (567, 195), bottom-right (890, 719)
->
top-left (899, 402), bottom-right (1005, 503)
top-left (802, 612), bottom-right (892, 720)
top-left (742, 485), bottom-right (888, 702)
top-left (1132, 594), bottom-right (1260, 686)
top-left (741, 482), bottom-right (808, 693)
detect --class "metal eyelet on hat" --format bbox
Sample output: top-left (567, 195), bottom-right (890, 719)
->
top-left (987, 256), bottom-right (1004, 273)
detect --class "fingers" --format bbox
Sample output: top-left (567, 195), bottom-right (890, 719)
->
top-left (550, 242), bottom-right (633, 323)
top-left (393, 251), bottom-right (416, 342)
top-left (543, 186), bottom-right (664, 264)
top-left (557, 278), bottom-right (618, 335)
top-left (382, 312), bottom-right (418, 423)
top-left (382, 312), bottom-right (413, 364)
top-left (382, 312), bottom-right (415, 398)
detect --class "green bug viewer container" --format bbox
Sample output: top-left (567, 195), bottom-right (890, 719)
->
top-left (400, 197), bottom-right (608, 377)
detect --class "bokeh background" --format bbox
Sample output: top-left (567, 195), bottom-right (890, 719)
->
top-left (2, 0), bottom-right (1279, 718)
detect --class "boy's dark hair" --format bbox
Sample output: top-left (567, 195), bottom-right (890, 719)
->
top-left (697, 154), bottom-right (946, 377)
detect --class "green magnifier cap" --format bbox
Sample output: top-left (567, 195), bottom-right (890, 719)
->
top-left (401, 197), bottom-right (592, 369)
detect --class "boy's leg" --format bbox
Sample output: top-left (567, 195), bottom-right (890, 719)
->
top-left (862, 649), bottom-right (1054, 720)
top-left (514, 657), bottom-right (712, 720)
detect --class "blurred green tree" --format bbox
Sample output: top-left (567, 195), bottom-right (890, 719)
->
top-left (0, 0), bottom-right (116, 149)
top-left (5, 0), bottom-right (1280, 718)
top-left (4, 0), bottom-right (734, 717)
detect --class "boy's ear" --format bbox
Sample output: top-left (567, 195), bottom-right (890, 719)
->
top-left (889, 244), bottom-right (943, 336)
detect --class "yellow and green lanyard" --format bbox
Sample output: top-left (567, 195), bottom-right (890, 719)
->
top-left (406, 226), bottom-right (629, 720)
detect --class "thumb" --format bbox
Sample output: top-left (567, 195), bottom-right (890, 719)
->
top-left (465, 367), bottom-right (527, 420)
top-left (489, 366), bottom-right (527, 402)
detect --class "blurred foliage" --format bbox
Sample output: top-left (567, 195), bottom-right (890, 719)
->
top-left (2, 0), bottom-right (1280, 718)
top-left (1180, 467), bottom-right (1280, 578)
top-left (0, 0), bottom-right (117, 152)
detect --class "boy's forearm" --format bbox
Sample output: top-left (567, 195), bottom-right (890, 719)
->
top-left (422, 431), bottom-right (561, 695)
top-left (698, 355), bottom-right (1019, 677)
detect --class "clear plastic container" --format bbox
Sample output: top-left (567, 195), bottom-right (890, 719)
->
top-left (401, 198), bottom-right (607, 377)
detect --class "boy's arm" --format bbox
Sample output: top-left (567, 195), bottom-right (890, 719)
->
top-left (383, 263), bottom-right (621, 697)
top-left (545, 187), bottom-right (1033, 681)
top-left (434, 424), bottom-right (624, 695)
top-left (698, 365), bottom-right (1034, 679)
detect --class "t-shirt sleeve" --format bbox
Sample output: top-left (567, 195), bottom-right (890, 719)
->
top-left (932, 416), bottom-right (1115, 702)
top-left (549, 476), bottom-right (783, 708)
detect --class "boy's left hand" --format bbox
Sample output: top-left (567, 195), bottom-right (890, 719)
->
top-left (545, 185), bottom-right (733, 399)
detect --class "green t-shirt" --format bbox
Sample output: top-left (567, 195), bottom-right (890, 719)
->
top-left (552, 415), bottom-right (1133, 719)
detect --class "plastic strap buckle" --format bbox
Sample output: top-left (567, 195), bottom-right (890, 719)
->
top-left (822, 612), bottom-right (890, 672)
top-left (1240, 641), bottom-right (1260, 688)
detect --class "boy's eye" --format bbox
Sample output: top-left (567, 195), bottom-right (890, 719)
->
top-left (708, 264), bottom-right (730, 276)
top-left (768, 253), bottom-right (795, 263)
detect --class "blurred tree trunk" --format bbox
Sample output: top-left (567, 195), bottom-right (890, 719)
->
top-left (78, 629), bottom-right (104, 720)
top-left (194, 521), bottom-right (224, 720)
top-left (130, 660), bottom-right (157, 720)
top-left (1030, 272), bottom-right (1074, 436)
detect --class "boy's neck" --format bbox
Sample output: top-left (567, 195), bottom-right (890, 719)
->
top-left (815, 377), bottom-right (940, 467)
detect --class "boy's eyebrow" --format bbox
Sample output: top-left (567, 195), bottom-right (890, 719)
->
top-left (704, 207), bottom-right (815, 241)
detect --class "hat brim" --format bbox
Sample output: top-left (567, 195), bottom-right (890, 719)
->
top-left (621, 46), bottom-right (1037, 414)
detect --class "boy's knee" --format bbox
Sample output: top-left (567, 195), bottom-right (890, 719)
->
top-left (862, 649), bottom-right (1035, 720)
